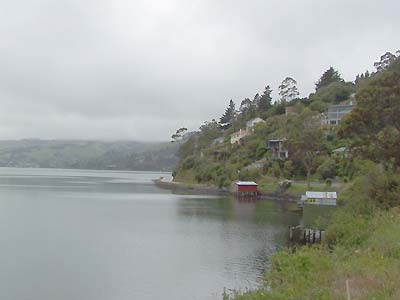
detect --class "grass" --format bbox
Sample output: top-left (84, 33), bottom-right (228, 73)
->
top-left (225, 208), bottom-right (400, 300)
top-left (257, 175), bottom-right (343, 198)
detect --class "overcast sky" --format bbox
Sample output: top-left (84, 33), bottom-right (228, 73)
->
top-left (0, 0), bottom-right (398, 141)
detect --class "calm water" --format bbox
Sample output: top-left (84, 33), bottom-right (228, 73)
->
top-left (0, 168), bottom-right (300, 300)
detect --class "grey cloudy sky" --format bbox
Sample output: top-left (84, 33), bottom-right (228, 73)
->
top-left (0, 0), bottom-right (398, 141)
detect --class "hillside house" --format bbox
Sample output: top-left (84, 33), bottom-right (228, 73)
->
top-left (246, 118), bottom-right (265, 131)
top-left (267, 139), bottom-right (289, 159)
top-left (285, 106), bottom-right (296, 116)
top-left (332, 146), bottom-right (348, 158)
top-left (323, 103), bottom-right (355, 125)
top-left (231, 129), bottom-right (250, 144)
top-left (212, 137), bottom-right (225, 146)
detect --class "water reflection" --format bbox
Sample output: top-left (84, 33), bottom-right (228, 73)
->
top-left (0, 168), bottom-right (300, 300)
top-left (176, 196), bottom-right (300, 284)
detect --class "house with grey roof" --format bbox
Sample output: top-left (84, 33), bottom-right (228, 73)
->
top-left (323, 102), bottom-right (355, 126)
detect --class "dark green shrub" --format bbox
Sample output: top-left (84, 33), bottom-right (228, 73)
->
top-left (325, 178), bottom-right (332, 186)
top-left (182, 155), bottom-right (196, 170)
top-left (317, 157), bottom-right (337, 180)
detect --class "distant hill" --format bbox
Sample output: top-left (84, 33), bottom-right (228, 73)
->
top-left (0, 140), bottom-right (179, 171)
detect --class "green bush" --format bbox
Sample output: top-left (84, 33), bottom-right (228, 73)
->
top-left (317, 157), bottom-right (337, 179)
top-left (308, 81), bottom-right (355, 104)
top-left (349, 161), bottom-right (400, 209)
top-left (269, 161), bottom-right (282, 179)
top-left (325, 178), bottom-right (332, 186)
top-left (182, 155), bottom-right (197, 170)
top-left (283, 160), bottom-right (295, 178)
top-left (309, 100), bottom-right (328, 112)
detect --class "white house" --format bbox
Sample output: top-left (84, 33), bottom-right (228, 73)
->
top-left (230, 118), bottom-right (265, 145)
top-left (301, 191), bottom-right (337, 206)
top-left (246, 117), bottom-right (265, 130)
top-left (231, 129), bottom-right (250, 144)
top-left (212, 137), bottom-right (225, 146)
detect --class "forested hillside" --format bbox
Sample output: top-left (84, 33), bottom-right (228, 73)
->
top-left (0, 140), bottom-right (179, 171)
top-left (173, 51), bottom-right (400, 196)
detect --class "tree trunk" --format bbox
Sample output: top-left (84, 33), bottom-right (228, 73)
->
top-left (307, 169), bottom-right (311, 189)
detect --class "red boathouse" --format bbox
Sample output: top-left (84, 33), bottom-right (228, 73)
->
top-left (232, 181), bottom-right (258, 196)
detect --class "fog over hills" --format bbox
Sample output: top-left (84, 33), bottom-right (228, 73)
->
top-left (0, 140), bottom-right (179, 171)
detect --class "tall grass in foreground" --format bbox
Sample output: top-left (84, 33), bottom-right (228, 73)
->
top-left (225, 163), bottom-right (400, 300)
top-left (225, 210), bottom-right (400, 300)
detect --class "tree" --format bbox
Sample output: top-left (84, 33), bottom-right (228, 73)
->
top-left (317, 157), bottom-right (337, 180)
top-left (339, 68), bottom-right (400, 168)
top-left (257, 85), bottom-right (273, 113)
top-left (171, 127), bottom-right (188, 143)
top-left (198, 119), bottom-right (221, 148)
top-left (315, 67), bottom-right (344, 90)
top-left (355, 70), bottom-right (371, 86)
top-left (239, 98), bottom-right (252, 114)
top-left (308, 81), bottom-right (355, 104)
top-left (374, 51), bottom-right (397, 73)
top-left (278, 77), bottom-right (299, 102)
top-left (286, 109), bottom-right (324, 188)
top-left (220, 100), bottom-right (236, 125)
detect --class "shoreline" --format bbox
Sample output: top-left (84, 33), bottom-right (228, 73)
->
top-left (153, 178), bottom-right (298, 201)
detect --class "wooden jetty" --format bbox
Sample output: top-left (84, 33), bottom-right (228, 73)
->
top-left (289, 226), bottom-right (325, 245)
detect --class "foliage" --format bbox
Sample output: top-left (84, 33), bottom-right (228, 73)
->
top-left (198, 119), bottom-right (222, 148)
top-left (171, 127), bottom-right (188, 142)
top-left (268, 161), bottom-right (281, 179)
top-left (220, 100), bottom-right (236, 125)
top-left (308, 99), bottom-right (328, 112)
top-left (239, 98), bottom-right (253, 115)
top-left (315, 66), bottom-right (344, 90)
top-left (257, 85), bottom-right (273, 114)
top-left (317, 157), bottom-right (337, 179)
top-left (346, 161), bottom-right (400, 209)
top-left (374, 51), bottom-right (398, 72)
top-left (283, 160), bottom-right (294, 178)
top-left (309, 81), bottom-right (355, 104)
top-left (278, 77), bottom-right (299, 102)
top-left (339, 64), bottom-right (400, 166)
top-left (286, 109), bottom-right (325, 187)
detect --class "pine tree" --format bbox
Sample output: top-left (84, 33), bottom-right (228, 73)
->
top-left (220, 100), bottom-right (236, 124)
top-left (239, 98), bottom-right (252, 114)
top-left (315, 67), bottom-right (344, 90)
top-left (257, 85), bottom-right (272, 113)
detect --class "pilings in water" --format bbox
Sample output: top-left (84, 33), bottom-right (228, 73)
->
top-left (289, 226), bottom-right (325, 245)
top-left (233, 191), bottom-right (259, 197)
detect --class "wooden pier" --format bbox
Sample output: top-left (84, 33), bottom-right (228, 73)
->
top-left (289, 226), bottom-right (325, 245)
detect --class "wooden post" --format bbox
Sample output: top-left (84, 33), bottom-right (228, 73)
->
top-left (346, 279), bottom-right (351, 300)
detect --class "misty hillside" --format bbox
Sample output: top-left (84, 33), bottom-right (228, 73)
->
top-left (0, 140), bottom-right (179, 171)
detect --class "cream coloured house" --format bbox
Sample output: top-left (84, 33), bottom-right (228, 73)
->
top-left (230, 129), bottom-right (250, 144)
